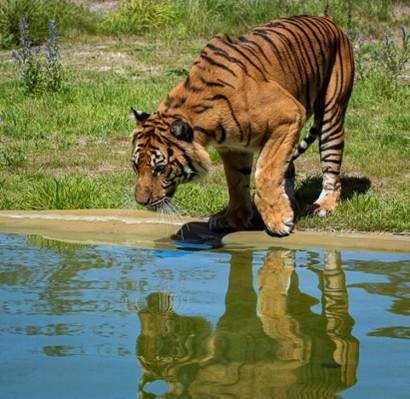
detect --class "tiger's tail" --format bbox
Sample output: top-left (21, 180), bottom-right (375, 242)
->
top-left (291, 126), bottom-right (319, 161)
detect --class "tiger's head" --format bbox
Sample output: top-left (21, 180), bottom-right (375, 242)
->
top-left (130, 108), bottom-right (210, 210)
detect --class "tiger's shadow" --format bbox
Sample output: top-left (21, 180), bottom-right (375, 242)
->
top-left (173, 175), bottom-right (371, 244)
top-left (294, 175), bottom-right (372, 219)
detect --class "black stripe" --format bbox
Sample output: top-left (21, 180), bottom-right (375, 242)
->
top-left (320, 126), bottom-right (344, 144)
top-left (206, 94), bottom-right (244, 142)
top-left (320, 142), bottom-right (345, 152)
top-left (321, 155), bottom-right (342, 164)
top-left (265, 21), bottom-right (286, 29)
top-left (193, 126), bottom-right (216, 141)
top-left (200, 76), bottom-right (236, 90)
top-left (206, 43), bottom-right (250, 76)
top-left (281, 21), bottom-right (319, 79)
top-left (237, 36), bottom-right (274, 71)
top-left (321, 168), bottom-right (340, 175)
top-left (216, 123), bottom-right (226, 144)
top-left (273, 30), bottom-right (307, 90)
top-left (182, 153), bottom-right (197, 175)
top-left (200, 77), bottom-right (224, 88)
top-left (306, 129), bottom-right (319, 143)
top-left (191, 103), bottom-right (214, 114)
top-left (251, 30), bottom-right (288, 74)
top-left (215, 36), bottom-right (269, 81)
top-left (293, 21), bottom-right (323, 86)
top-left (199, 52), bottom-right (238, 78)
top-left (165, 96), bottom-right (186, 110)
top-left (161, 136), bottom-right (190, 154)
top-left (183, 76), bottom-right (202, 93)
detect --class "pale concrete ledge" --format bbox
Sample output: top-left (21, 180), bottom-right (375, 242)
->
top-left (0, 209), bottom-right (409, 253)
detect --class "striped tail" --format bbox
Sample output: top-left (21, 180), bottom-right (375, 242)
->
top-left (292, 126), bottom-right (319, 160)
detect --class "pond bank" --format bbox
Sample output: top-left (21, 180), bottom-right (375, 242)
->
top-left (0, 209), bottom-right (408, 253)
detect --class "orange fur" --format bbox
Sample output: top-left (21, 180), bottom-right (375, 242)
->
top-left (131, 16), bottom-right (354, 236)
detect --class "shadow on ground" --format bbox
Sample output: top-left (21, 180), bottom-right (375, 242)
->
top-left (294, 175), bottom-right (372, 219)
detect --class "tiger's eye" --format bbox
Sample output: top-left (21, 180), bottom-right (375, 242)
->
top-left (154, 164), bottom-right (166, 175)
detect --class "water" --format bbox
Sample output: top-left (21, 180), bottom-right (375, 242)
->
top-left (0, 233), bottom-right (409, 399)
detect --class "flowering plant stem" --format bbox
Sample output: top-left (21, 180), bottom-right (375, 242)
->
top-left (12, 17), bottom-right (64, 94)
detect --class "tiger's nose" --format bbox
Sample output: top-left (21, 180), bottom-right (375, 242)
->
top-left (134, 187), bottom-right (151, 206)
top-left (134, 190), bottom-right (151, 206)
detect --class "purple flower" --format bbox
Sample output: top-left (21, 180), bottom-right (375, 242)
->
top-left (11, 51), bottom-right (19, 61)
top-left (12, 16), bottom-right (64, 93)
top-left (399, 24), bottom-right (405, 38)
top-left (45, 19), bottom-right (60, 62)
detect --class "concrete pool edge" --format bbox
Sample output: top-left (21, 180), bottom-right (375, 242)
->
top-left (0, 209), bottom-right (409, 253)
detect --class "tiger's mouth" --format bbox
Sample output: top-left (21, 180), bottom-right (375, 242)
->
top-left (149, 186), bottom-right (176, 211)
top-left (149, 196), bottom-right (172, 211)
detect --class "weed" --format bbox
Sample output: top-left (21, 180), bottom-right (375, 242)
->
top-left (0, 0), bottom-right (97, 44)
top-left (373, 25), bottom-right (410, 85)
top-left (165, 67), bottom-right (189, 77)
top-left (12, 17), bottom-right (64, 93)
top-left (100, 0), bottom-right (177, 35)
top-left (23, 174), bottom-right (119, 210)
top-left (0, 0), bottom-right (43, 43)
top-left (0, 145), bottom-right (26, 167)
top-left (11, 17), bottom-right (42, 93)
top-left (0, 134), bottom-right (26, 168)
top-left (43, 19), bottom-right (63, 92)
top-left (0, 32), bottom-right (14, 49)
top-left (105, 0), bottom-right (410, 40)
top-left (349, 24), bottom-right (410, 97)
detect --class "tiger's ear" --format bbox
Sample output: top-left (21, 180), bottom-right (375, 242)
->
top-left (131, 108), bottom-right (150, 124)
top-left (170, 120), bottom-right (193, 142)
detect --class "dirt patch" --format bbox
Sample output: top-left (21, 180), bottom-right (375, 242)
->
top-left (71, 0), bottom-right (119, 14)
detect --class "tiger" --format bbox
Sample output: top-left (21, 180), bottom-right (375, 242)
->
top-left (130, 15), bottom-right (354, 237)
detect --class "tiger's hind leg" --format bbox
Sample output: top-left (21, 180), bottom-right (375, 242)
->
top-left (307, 29), bottom-right (354, 216)
top-left (307, 104), bottom-right (347, 216)
top-left (208, 150), bottom-right (254, 232)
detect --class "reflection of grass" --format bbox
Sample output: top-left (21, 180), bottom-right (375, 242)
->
top-left (27, 234), bottom-right (92, 252)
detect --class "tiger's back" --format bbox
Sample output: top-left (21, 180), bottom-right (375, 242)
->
top-left (131, 16), bottom-right (354, 236)
top-left (158, 16), bottom-right (353, 146)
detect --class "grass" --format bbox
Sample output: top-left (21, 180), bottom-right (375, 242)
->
top-left (0, 1), bottom-right (409, 233)
top-left (0, 0), bottom-right (96, 48)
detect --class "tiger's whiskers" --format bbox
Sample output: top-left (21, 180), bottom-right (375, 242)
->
top-left (120, 191), bottom-right (190, 238)
top-left (156, 197), bottom-right (190, 238)
top-left (158, 198), bottom-right (185, 223)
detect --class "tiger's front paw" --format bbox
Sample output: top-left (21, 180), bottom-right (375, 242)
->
top-left (264, 215), bottom-right (295, 237)
top-left (208, 211), bottom-right (252, 233)
top-left (256, 195), bottom-right (295, 237)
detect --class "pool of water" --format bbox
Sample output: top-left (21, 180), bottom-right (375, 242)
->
top-left (0, 232), bottom-right (409, 399)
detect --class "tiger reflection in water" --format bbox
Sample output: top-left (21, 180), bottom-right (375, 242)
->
top-left (136, 250), bottom-right (358, 398)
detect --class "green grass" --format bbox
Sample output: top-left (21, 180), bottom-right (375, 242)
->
top-left (0, 0), bottom-right (97, 48)
top-left (21, 174), bottom-right (122, 210)
top-left (0, 1), bottom-right (409, 233)
top-left (97, 0), bottom-right (410, 40)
